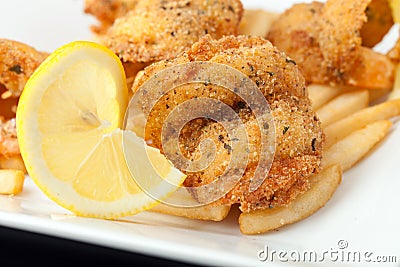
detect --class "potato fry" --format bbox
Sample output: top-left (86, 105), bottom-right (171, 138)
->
top-left (151, 203), bottom-right (231, 221)
top-left (316, 90), bottom-right (369, 128)
top-left (369, 88), bottom-right (390, 103)
top-left (308, 84), bottom-right (342, 110)
top-left (388, 64), bottom-right (400, 100)
top-left (0, 155), bottom-right (26, 173)
top-left (0, 169), bottom-right (25, 195)
top-left (150, 188), bottom-right (231, 221)
top-left (325, 99), bottom-right (400, 148)
top-left (322, 120), bottom-right (392, 171)
top-left (238, 10), bottom-right (279, 37)
top-left (239, 165), bottom-right (342, 235)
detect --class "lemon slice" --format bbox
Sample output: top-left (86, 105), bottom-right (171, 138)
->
top-left (390, 0), bottom-right (399, 23)
top-left (16, 41), bottom-right (185, 219)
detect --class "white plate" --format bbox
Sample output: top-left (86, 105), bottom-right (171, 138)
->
top-left (1, 1), bottom-right (400, 266)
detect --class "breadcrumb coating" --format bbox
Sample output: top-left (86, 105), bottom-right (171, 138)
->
top-left (131, 35), bottom-right (324, 212)
top-left (84, 0), bottom-right (139, 34)
top-left (267, 0), bottom-right (394, 90)
top-left (103, 0), bottom-right (243, 64)
top-left (0, 39), bottom-right (48, 98)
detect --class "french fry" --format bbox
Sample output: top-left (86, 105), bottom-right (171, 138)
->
top-left (150, 188), bottom-right (231, 221)
top-left (308, 84), bottom-right (342, 110)
top-left (316, 90), bottom-right (369, 128)
top-left (325, 99), bottom-right (400, 148)
top-left (151, 203), bottom-right (231, 221)
top-left (0, 169), bottom-right (25, 195)
top-left (238, 10), bottom-right (279, 37)
top-left (388, 64), bottom-right (400, 100)
top-left (0, 155), bottom-right (27, 173)
top-left (322, 120), bottom-right (392, 171)
top-left (369, 88), bottom-right (390, 103)
top-left (239, 165), bottom-right (342, 235)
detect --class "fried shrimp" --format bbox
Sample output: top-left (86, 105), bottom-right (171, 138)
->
top-left (0, 39), bottom-right (46, 159)
top-left (0, 39), bottom-right (47, 120)
top-left (0, 39), bottom-right (47, 98)
top-left (131, 35), bottom-right (324, 212)
top-left (84, 0), bottom-right (138, 34)
top-left (0, 119), bottom-right (19, 158)
top-left (267, 0), bottom-right (395, 90)
top-left (103, 0), bottom-right (243, 65)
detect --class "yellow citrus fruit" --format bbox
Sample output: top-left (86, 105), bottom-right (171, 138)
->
top-left (390, 0), bottom-right (399, 23)
top-left (16, 41), bottom-right (185, 219)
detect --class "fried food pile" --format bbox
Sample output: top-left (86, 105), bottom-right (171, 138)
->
top-left (84, 0), bottom-right (139, 34)
top-left (86, 0), bottom-right (243, 65)
top-left (267, 0), bottom-right (395, 90)
top-left (131, 35), bottom-right (324, 212)
top-left (83, 0), bottom-right (398, 216)
top-left (1, 0), bottom-right (399, 232)
top-left (0, 39), bottom-right (48, 158)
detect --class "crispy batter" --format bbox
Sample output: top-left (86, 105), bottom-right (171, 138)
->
top-left (267, 0), bottom-right (394, 90)
top-left (103, 0), bottom-right (243, 64)
top-left (0, 39), bottom-right (46, 159)
top-left (0, 39), bottom-right (48, 98)
top-left (0, 119), bottom-right (19, 158)
top-left (84, 0), bottom-right (139, 34)
top-left (131, 35), bottom-right (324, 212)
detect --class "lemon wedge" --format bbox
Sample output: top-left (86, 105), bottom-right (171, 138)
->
top-left (390, 0), bottom-right (399, 23)
top-left (16, 41), bottom-right (185, 219)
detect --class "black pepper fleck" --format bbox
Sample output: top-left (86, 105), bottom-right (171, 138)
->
top-left (286, 58), bottom-right (297, 65)
top-left (283, 126), bottom-right (290, 134)
top-left (237, 101), bottom-right (246, 109)
top-left (224, 143), bottom-right (232, 153)
top-left (9, 65), bottom-right (23, 74)
top-left (311, 138), bottom-right (317, 151)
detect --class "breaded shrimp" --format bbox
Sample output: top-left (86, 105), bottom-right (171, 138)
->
top-left (84, 0), bottom-right (138, 34)
top-left (103, 0), bottom-right (243, 64)
top-left (0, 39), bottom-right (46, 159)
top-left (0, 39), bottom-right (47, 121)
top-left (267, 0), bottom-right (394, 90)
top-left (0, 118), bottom-right (19, 158)
top-left (130, 35), bottom-right (324, 212)
top-left (0, 39), bottom-right (48, 98)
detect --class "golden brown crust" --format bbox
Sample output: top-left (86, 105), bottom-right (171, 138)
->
top-left (267, 0), bottom-right (394, 89)
top-left (0, 39), bottom-right (48, 97)
top-left (84, 0), bottom-right (139, 34)
top-left (132, 35), bottom-right (324, 212)
top-left (103, 0), bottom-right (243, 64)
top-left (0, 118), bottom-right (19, 158)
